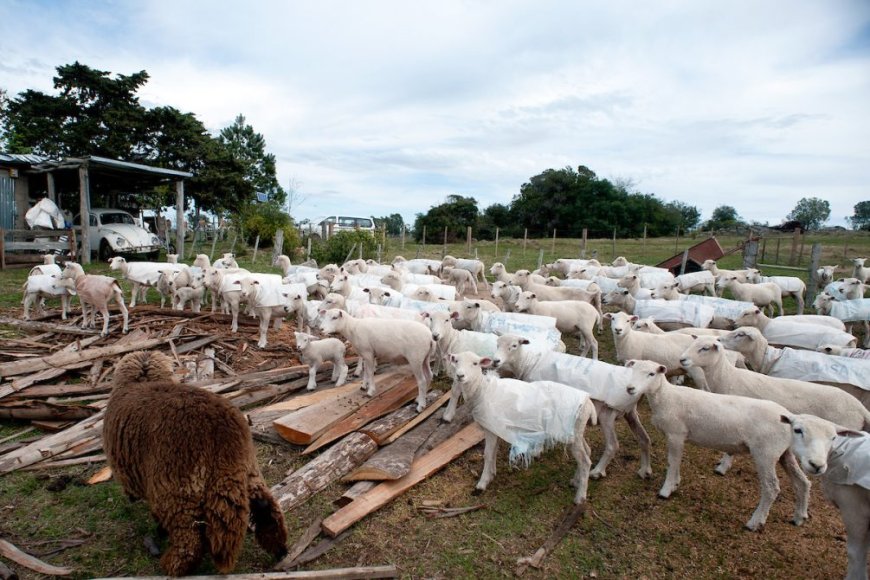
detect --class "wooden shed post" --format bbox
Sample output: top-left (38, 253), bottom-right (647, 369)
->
top-left (78, 166), bottom-right (91, 264)
top-left (46, 173), bottom-right (56, 203)
top-left (806, 243), bottom-right (822, 307)
top-left (175, 180), bottom-right (185, 259)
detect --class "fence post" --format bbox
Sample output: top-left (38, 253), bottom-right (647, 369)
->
top-left (760, 237), bottom-right (767, 263)
top-left (442, 226), bottom-right (448, 258)
top-left (0, 228), bottom-right (5, 270)
top-left (642, 224), bottom-right (647, 261)
top-left (679, 249), bottom-right (690, 275)
top-left (581, 228), bottom-right (588, 258)
top-left (611, 228), bottom-right (617, 261)
top-left (523, 228), bottom-right (528, 257)
top-left (401, 225), bottom-right (405, 251)
top-left (798, 236), bottom-right (805, 266)
top-left (377, 244), bottom-right (382, 263)
top-left (775, 238), bottom-right (781, 264)
top-left (422, 225), bottom-right (427, 254)
top-left (229, 228), bottom-right (238, 256)
top-left (466, 226), bottom-right (472, 255)
top-left (474, 247), bottom-right (478, 260)
top-left (551, 229), bottom-right (556, 256)
top-left (789, 228), bottom-right (801, 266)
top-left (271, 229), bottom-right (283, 266)
top-left (358, 242), bottom-right (362, 260)
top-left (504, 248), bottom-right (511, 269)
top-left (306, 236), bottom-right (312, 260)
top-left (674, 225), bottom-right (680, 254)
top-left (252, 235), bottom-right (260, 264)
top-left (343, 243), bottom-right (357, 264)
top-left (209, 228), bottom-right (219, 260)
top-left (494, 227), bottom-right (499, 261)
top-left (806, 243), bottom-right (822, 308)
top-left (537, 248), bottom-right (544, 271)
top-left (188, 229), bottom-right (198, 259)
top-left (743, 239), bottom-right (759, 269)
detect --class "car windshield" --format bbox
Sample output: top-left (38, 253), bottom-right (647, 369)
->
top-left (100, 213), bottom-right (135, 225)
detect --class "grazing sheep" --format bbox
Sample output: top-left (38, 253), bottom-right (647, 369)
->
top-left (515, 291), bottom-right (599, 359)
top-left (674, 270), bottom-right (716, 296)
top-left (213, 253), bottom-right (239, 269)
top-left (492, 334), bottom-right (651, 480)
top-left (624, 359), bottom-right (810, 531)
top-left (441, 256), bottom-right (489, 290)
top-left (447, 351), bottom-right (596, 503)
top-left (59, 262), bottom-right (128, 336)
top-left (441, 265), bottom-right (478, 297)
top-left (717, 275), bottom-right (783, 317)
top-left (295, 331), bottom-right (348, 391)
top-left (780, 413), bottom-right (870, 580)
top-left (734, 307), bottom-right (856, 350)
top-left (319, 308), bottom-right (435, 412)
top-left (104, 351), bottom-right (287, 575)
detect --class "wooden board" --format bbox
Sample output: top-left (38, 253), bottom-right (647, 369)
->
top-left (377, 391), bottom-right (450, 445)
top-left (321, 422), bottom-right (484, 538)
top-left (273, 371), bottom-right (405, 446)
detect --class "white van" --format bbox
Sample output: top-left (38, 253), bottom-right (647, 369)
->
top-left (314, 215), bottom-right (375, 239)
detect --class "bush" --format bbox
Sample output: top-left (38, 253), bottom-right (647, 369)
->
top-left (240, 202), bottom-right (300, 253)
top-left (310, 230), bottom-right (382, 264)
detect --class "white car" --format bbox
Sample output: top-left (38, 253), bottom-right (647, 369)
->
top-left (312, 215), bottom-right (376, 239)
top-left (75, 208), bottom-right (162, 261)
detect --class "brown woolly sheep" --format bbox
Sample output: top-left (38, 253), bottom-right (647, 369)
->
top-left (103, 351), bottom-right (287, 576)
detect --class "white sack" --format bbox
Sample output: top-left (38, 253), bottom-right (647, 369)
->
top-left (829, 299), bottom-right (870, 322)
top-left (474, 311), bottom-right (563, 352)
top-left (25, 198), bottom-right (65, 229)
top-left (826, 435), bottom-right (870, 490)
top-left (759, 276), bottom-right (805, 293)
top-left (762, 346), bottom-right (870, 390)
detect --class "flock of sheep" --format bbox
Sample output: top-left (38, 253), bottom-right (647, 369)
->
top-left (15, 249), bottom-right (870, 578)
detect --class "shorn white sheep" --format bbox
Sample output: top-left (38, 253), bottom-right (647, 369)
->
top-left (492, 334), bottom-right (651, 480)
top-left (515, 291), bottom-right (599, 359)
top-left (819, 344), bottom-right (870, 360)
top-left (441, 255), bottom-right (489, 290)
top-left (108, 256), bottom-right (186, 307)
top-left (781, 413), bottom-right (870, 580)
top-left (852, 258), bottom-right (870, 284)
top-left (59, 262), bottom-right (129, 336)
top-left (319, 308), bottom-right (435, 412)
top-left (717, 275), bottom-right (783, 317)
top-left (746, 272), bottom-right (807, 314)
top-left (23, 274), bottom-right (74, 320)
top-left (447, 351), bottom-right (596, 503)
top-left (624, 359), bottom-right (810, 531)
top-left (294, 331), bottom-right (348, 391)
top-left (490, 280), bottom-right (522, 312)
top-left (441, 265), bottom-right (478, 297)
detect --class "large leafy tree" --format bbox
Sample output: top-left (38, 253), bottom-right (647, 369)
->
top-left (703, 205), bottom-right (743, 231)
top-left (219, 115), bottom-right (285, 206)
top-left (787, 197), bottom-right (831, 231)
top-left (850, 201), bottom-right (870, 231)
top-left (413, 195), bottom-right (479, 242)
top-left (374, 213), bottom-right (405, 236)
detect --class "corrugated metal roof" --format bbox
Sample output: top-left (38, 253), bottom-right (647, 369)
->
top-left (0, 152), bottom-right (50, 164)
top-left (657, 237), bottom-right (726, 275)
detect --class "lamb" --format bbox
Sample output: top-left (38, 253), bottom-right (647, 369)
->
top-left (441, 255), bottom-right (489, 290)
top-left (447, 351), bottom-right (596, 503)
top-left (341, 258), bottom-right (368, 275)
top-left (674, 270), bottom-right (716, 296)
top-left (490, 280), bottom-right (522, 312)
top-left (819, 344), bottom-right (870, 360)
top-left (720, 326), bottom-right (870, 410)
top-left (512, 269), bottom-right (601, 310)
top-left (22, 274), bottom-right (74, 320)
top-left (441, 265), bottom-right (478, 297)
top-left (451, 300), bottom-right (564, 352)
top-left (154, 269), bottom-right (177, 308)
top-left (173, 278), bottom-right (206, 313)
top-left (548, 258), bottom-right (600, 277)
top-left (853, 257), bottom-right (870, 284)
top-left (213, 252), bottom-right (239, 269)
top-left (746, 272), bottom-right (807, 314)
top-left (734, 307), bottom-right (856, 350)
top-left (193, 254), bottom-right (211, 269)
top-left (165, 253), bottom-right (179, 264)
top-left (701, 259), bottom-right (756, 295)
top-left (108, 256), bottom-right (186, 307)
top-left (489, 262), bottom-right (514, 284)
top-left (780, 413), bottom-right (870, 580)
top-left (202, 267), bottom-right (252, 324)
top-left (492, 334), bottom-right (651, 480)
top-left (679, 334), bottom-right (870, 432)
top-left (236, 277), bottom-right (295, 348)
top-left (717, 275), bottom-right (783, 317)
top-left (515, 291), bottom-right (599, 359)
top-left (28, 253), bottom-right (62, 277)
top-left (617, 273), bottom-right (653, 300)
top-left (59, 262), bottom-right (129, 336)
top-left (816, 264), bottom-right (839, 291)
top-left (295, 331), bottom-right (348, 391)
top-left (103, 351), bottom-right (287, 575)
top-left (319, 308), bottom-right (435, 412)
top-left (624, 359), bottom-right (810, 531)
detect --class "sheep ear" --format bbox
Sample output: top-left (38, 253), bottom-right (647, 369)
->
top-left (656, 365), bottom-right (667, 375)
top-left (520, 338), bottom-right (530, 345)
top-left (690, 334), bottom-right (698, 339)
top-left (384, 291), bottom-right (391, 297)
top-left (780, 414), bottom-right (794, 425)
top-left (363, 288), bottom-right (371, 293)
top-left (824, 346), bottom-right (833, 353)
top-left (629, 315), bottom-right (638, 322)
top-left (233, 280), bottom-right (241, 285)
top-left (450, 311), bottom-right (460, 320)
top-left (837, 428), bottom-right (864, 438)
top-left (626, 360), bottom-right (636, 367)
top-left (420, 311), bottom-right (430, 319)
top-left (479, 357), bottom-right (494, 368)
top-left (711, 342), bottom-right (720, 351)
top-left (603, 313), bottom-right (612, 320)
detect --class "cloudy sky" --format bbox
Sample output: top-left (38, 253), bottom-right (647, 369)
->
top-left (2, 0), bottom-right (869, 228)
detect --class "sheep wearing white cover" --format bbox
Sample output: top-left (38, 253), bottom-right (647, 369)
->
top-left (630, 317), bottom-right (729, 337)
top-left (22, 274), bottom-right (74, 320)
top-left (813, 291), bottom-right (870, 346)
top-left (819, 344), bottom-right (870, 360)
top-left (547, 258), bottom-right (600, 277)
top-left (624, 359), bottom-right (810, 531)
top-left (853, 258), bottom-right (870, 284)
top-left (512, 269), bottom-right (601, 313)
top-left (679, 334), bottom-right (870, 432)
top-left (272, 254), bottom-right (294, 276)
top-left (295, 331), bottom-right (348, 391)
top-left (441, 265), bottom-right (478, 297)
top-left (363, 287), bottom-right (393, 305)
top-left (108, 256), bottom-right (185, 307)
top-left (393, 257), bottom-right (442, 276)
top-left (447, 351), bottom-right (595, 503)
top-left (720, 327), bottom-right (870, 410)
top-left (319, 308), bottom-right (435, 412)
top-left (780, 413), bottom-right (870, 580)
top-left (328, 274), bottom-right (372, 302)
top-left (202, 267), bottom-right (252, 329)
top-left (701, 259), bottom-right (756, 295)
top-left (341, 258), bottom-right (368, 275)
top-left (746, 272), bottom-right (806, 314)
top-left (235, 276), bottom-right (290, 348)
top-left (675, 270), bottom-right (716, 296)
top-left (490, 280), bottom-right (522, 312)
top-left (450, 300), bottom-right (564, 352)
top-left (515, 291), bottom-right (599, 359)
top-left (212, 253), bottom-right (239, 269)
top-left (717, 275), bottom-right (783, 317)
top-left (441, 255), bottom-right (488, 290)
top-left (493, 334), bottom-right (651, 480)
top-left (617, 274), bottom-right (652, 300)
top-left (603, 289), bottom-right (720, 331)
top-left (28, 254), bottom-right (62, 277)
top-left (318, 264), bottom-right (341, 284)
top-left (59, 262), bottom-right (129, 336)
top-left (734, 307), bottom-right (856, 350)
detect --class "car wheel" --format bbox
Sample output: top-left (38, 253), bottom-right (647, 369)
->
top-left (99, 240), bottom-right (113, 262)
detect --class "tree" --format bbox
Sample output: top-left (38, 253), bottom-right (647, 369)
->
top-left (786, 197), bottom-right (830, 231)
top-left (219, 114), bottom-right (285, 206)
top-left (850, 201), bottom-right (870, 231)
top-left (703, 205), bottom-right (743, 231)
top-left (413, 195), bottom-right (479, 242)
top-left (374, 213), bottom-right (405, 236)
top-left (666, 201), bottom-right (701, 232)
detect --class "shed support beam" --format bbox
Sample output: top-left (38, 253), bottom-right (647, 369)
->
top-left (78, 166), bottom-right (91, 264)
top-left (175, 180), bottom-right (185, 258)
top-left (46, 173), bottom-right (55, 203)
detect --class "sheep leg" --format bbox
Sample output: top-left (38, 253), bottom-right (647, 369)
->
top-left (863, 321), bottom-right (870, 349)
top-left (442, 378), bottom-right (462, 423)
top-left (139, 285), bottom-right (149, 304)
top-left (745, 453), bottom-right (781, 531)
top-left (590, 405), bottom-right (619, 479)
top-left (412, 357), bottom-right (431, 412)
top-left (715, 453), bottom-right (734, 475)
top-left (779, 450), bottom-right (809, 526)
top-left (257, 310), bottom-right (272, 348)
top-left (99, 304), bottom-right (111, 337)
top-left (570, 404), bottom-right (593, 504)
top-left (659, 435), bottom-right (686, 498)
top-left (826, 484), bottom-right (870, 580)
top-left (61, 294), bottom-right (69, 320)
top-left (23, 294), bottom-right (34, 320)
top-left (230, 299), bottom-right (239, 333)
top-left (474, 431), bottom-right (499, 493)
top-left (795, 292), bottom-right (805, 315)
top-left (577, 326), bottom-right (598, 360)
top-left (159, 512), bottom-right (205, 576)
top-left (334, 358), bottom-right (348, 386)
top-left (624, 407), bottom-right (653, 479)
top-left (363, 355), bottom-right (377, 397)
top-left (306, 360), bottom-right (320, 391)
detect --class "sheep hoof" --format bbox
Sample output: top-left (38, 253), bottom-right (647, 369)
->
top-left (589, 470), bottom-right (605, 480)
top-left (143, 536), bottom-right (161, 557)
top-left (638, 469), bottom-right (652, 480)
top-left (743, 522), bottom-right (764, 532)
top-left (471, 488), bottom-right (485, 496)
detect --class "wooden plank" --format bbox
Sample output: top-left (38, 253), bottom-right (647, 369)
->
top-left (87, 465), bottom-right (113, 484)
top-left (321, 423), bottom-right (484, 538)
top-left (334, 481), bottom-right (376, 508)
top-left (0, 317), bottom-right (98, 336)
top-left (0, 401), bottom-right (99, 421)
top-left (515, 502), bottom-right (587, 575)
top-left (273, 372), bottom-right (404, 446)
top-left (0, 537), bottom-right (72, 576)
top-left (22, 454), bottom-right (106, 471)
top-left (270, 432), bottom-right (379, 512)
top-left (274, 516), bottom-right (323, 571)
top-left (303, 375), bottom-right (419, 454)
top-left (0, 411), bottom-right (104, 474)
top-left (95, 565), bottom-right (398, 580)
top-left (377, 391), bottom-right (450, 445)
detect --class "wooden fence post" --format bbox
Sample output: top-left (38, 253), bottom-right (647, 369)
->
top-left (503, 248), bottom-right (511, 269)
top-left (422, 225), bottom-right (427, 253)
top-left (674, 225), bottom-right (680, 254)
top-left (551, 229), bottom-right (556, 256)
top-left (401, 225), bottom-right (406, 250)
top-left (775, 238), bottom-right (781, 264)
top-left (798, 235), bottom-right (806, 266)
top-left (611, 228), bottom-right (617, 260)
top-left (377, 244), bottom-right (382, 263)
top-left (743, 239), bottom-right (759, 269)
top-left (760, 237), bottom-right (767, 263)
top-left (306, 236), bottom-right (312, 260)
top-left (523, 228), bottom-right (528, 257)
top-left (679, 249), bottom-right (690, 275)
top-left (494, 228), bottom-right (499, 261)
top-left (272, 229), bottom-right (284, 266)
top-left (0, 228), bottom-right (5, 270)
top-left (537, 248), bottom-right (544, 271)
top-left (442, 226), bottom-right (448, 258)
top-left (466, 226), bottom-right (472, 255)
top-left (252, 235), bottom-right (260, 264)
top-left (806, 243), bottom-right (822, 307)
top-left (581, 228), bottom-right (587, 258)
top-left (789, 228), bottom-right (801, 266)
top-left (642, 224), bottom-right (647, 261)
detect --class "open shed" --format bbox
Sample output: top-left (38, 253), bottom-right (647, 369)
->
top-left (656, 236), bottom-right (726, 276)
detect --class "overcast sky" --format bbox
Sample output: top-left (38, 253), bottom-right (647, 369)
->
top-left (2, 0), bottom-right (869, 229)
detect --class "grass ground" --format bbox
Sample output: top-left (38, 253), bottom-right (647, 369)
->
top-left (1, 232), bottom-right (868, 578)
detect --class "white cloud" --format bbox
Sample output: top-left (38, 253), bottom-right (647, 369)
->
top-left (1, 0), bottom-right (868, 228)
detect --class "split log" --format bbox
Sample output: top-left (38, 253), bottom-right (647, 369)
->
top-left (274, 516), bottom-right (323, 571)
top-left (0, 334), bottom-right (104, 398)
top-left (270, 432), bottom-right (379, 512)
top-left (0, 537), bottom-right (72, 576)
top-left (373, 391), bottom-right (449, 445)
top-left (0, 427), bottom-right (34, 446)
top-left (0, 411), bottom-right (104, 474)
top-left (22, 454), bottom-right (106, 471)
top-left (287, 529), bottom-right (352, 568)
top-left (321, 422), bottom-right (485, 538)
top-left (515, 502), bottom-right (587, 575)
top-left (344, 407), bottom-right (444, 481)
top-left (0, 401), bottom-right (99, 422)
top-left (7, 382), bottom-right (112, 400)
top-left (359, 391), bottom-right (444, 445)
top-left (333, 481), bottom-right (376, 508)
top-left (273, 371), bottom-right (406, 446)
top-left (30, 420), bottom-right (75, 432)
top-left (126, 305), bottom-right (262, 326)
top-left (303, 376), bottom-right (421, 454)
top-left (94, 566), bottom-right (398, 579)
top-left (0, 316), bottom-right (98, 336)
top-left (414, 403), bottom-right (474, 457)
